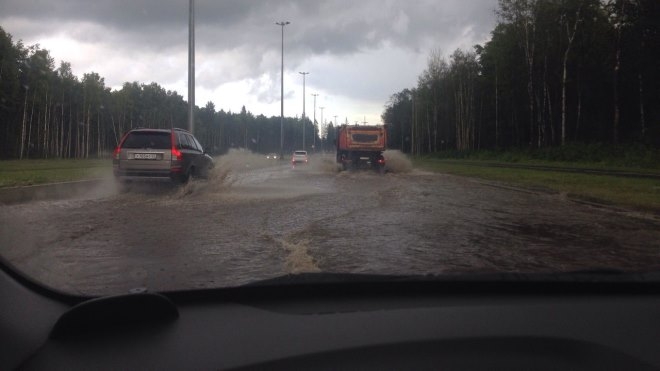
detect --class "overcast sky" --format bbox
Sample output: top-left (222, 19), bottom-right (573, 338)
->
top-left (0, 0), bottom-right (498, 126)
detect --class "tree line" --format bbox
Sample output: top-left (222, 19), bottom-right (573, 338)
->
top-left (0, 26), bottom-right (329, 160)
top-left (382, 0), bottom-right (659, 155)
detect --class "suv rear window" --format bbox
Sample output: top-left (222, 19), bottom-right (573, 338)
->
top-left (122, 131), bottom-right (171, 149)
top-left (294, 151), bottom-right (307, 155)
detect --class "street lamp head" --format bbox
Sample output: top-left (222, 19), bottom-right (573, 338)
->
top-left (275, 21), bottom-right (290, 26)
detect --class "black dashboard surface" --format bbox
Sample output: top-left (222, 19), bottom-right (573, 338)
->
top-left (2, 265), bottom-right (660, 370)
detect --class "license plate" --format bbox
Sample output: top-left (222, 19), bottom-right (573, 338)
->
top-left (134, 153), bottom-right (158, 160)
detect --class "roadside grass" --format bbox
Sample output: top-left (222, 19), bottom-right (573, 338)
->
top-left (0, 159), bottom-right (112, 188)
top-left (416, 159), bottom-right (660, 213)
top-left (431, 143), bottom-right (660, 171)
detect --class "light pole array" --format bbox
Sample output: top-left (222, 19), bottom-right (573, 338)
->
top-left (311, 93), bottom-right (318, 151)
top-left (276, 21), bottom-right (290, 159)
top-left (299, 71), bottom-right (309, 151)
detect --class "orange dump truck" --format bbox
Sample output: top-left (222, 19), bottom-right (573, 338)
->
top-left (336, 124), bottom-right (387, 172)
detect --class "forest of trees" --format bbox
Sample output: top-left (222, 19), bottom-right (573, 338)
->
top-left (0, 26), bottom-right (328, 160)
top-left (382, 0), bottom-right (659, 155)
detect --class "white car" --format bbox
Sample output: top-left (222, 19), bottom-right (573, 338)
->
top-left (291, 150), bottom-right (308, 165)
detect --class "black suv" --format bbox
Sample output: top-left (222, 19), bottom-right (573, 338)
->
top-left (113, 128), bottom-right (214, 183)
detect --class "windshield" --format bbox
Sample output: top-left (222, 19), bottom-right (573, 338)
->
top-left (0, 0), bottom-right (659, 296)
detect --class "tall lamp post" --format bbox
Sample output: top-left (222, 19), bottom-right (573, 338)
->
top-left (319, 106), bottom-right (324, 150)
top-left (276, 21), bottom-right (290, 159)
top-left (188, 0), bottom-right (195, 134)
top-left (299, 71), bottom-right (309, 151)
top-left (311, 93), bottom-right (319, 151)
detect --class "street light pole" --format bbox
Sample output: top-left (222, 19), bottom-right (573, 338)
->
top-left (276, 21), bottom-right (290, 160)
top-left (311, 93), bottom-right (318, 151)
top-left (319, 106), bottom-right (324, 150)
top-left (188, 0), bottom-right (195, 134)
top-left (299, 71), bottom-right (309, 151)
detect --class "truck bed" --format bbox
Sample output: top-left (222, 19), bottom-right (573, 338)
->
top-left (337, 125), bottom-right (387, 152)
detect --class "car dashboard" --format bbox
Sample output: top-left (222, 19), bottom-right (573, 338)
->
top-left (2, 261), bottom-right (660, 370)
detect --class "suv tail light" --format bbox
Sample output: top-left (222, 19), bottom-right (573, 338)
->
top-left (113, 132), bottom-right (130, 161)
top-left (171, 131), bottom-right (183, 161)
top-left (172, 147), bottom-right (183, 161)
top-left (377, 155), bottom-right (385, 165)
top-left (170, 131), bottom-right (183, 172)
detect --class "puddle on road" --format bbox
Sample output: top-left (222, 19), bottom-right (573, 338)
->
top-left (4, 147), bottom-right (660, 295)
top-left (110, 150), bottom-right (415, 204)
top-left (164, 152), bottom-right (340, 202)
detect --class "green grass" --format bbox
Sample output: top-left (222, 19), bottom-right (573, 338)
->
top-left (430, 143), bottom-right (660, 170)
top-left (416, 159), bottom-right (660, 213)
top-left (0, 159), bottom-right (112, 188)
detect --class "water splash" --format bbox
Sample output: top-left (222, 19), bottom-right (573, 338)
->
top-left (383, 150), bottom-right (413, 173)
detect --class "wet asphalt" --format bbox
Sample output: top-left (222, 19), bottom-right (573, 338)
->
top-left (1, 153), bottom-right (659, 295)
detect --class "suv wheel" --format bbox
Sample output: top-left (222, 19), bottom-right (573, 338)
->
top-left (174, 169), bottom-right (191, 184)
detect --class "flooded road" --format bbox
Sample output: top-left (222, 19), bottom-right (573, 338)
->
top-left (1, 152), bottom-right (660, 295)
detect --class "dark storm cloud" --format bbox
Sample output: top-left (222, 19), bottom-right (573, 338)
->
top-left (0, 0), bottom-right (498, 114)
top-left (1, 0), bottom-right (497, 57)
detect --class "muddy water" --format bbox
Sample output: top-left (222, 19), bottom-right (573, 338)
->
top-left (1, 152), bottom-right (659, 295)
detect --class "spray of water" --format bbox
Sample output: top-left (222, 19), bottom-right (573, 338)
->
top-left (383, 150), bottom-right (413, 173)
top-left (213, 148), bottom-right (274, 173)
top-left (171, 149), bottom-right (273, 197)
top-left (307, 154), bottom-right (340, 174)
